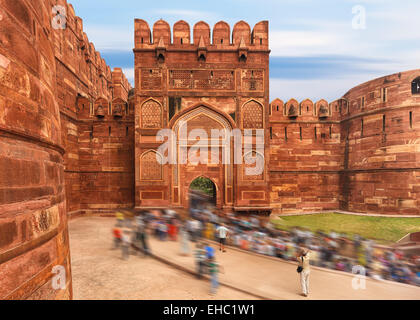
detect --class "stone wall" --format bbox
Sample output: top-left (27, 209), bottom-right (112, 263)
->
top-left (340, 70), bottom-right (420, 214)
top-left (0, 0), bottom-right (71, 300)
top-left (269, 98), bottom-right (343, 213)
top-left (0, 0), bottom-right (132, 300)
top-left (269, 70), bottom-right (420, 215)
top-left (134, 19), bottom-right (271, 212)
top-left (51, 2), bottom-right (134, 216)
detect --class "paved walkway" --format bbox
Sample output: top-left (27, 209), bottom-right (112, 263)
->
top-left (69, 217), bottom-right (255, 300)
top-left (69, 217), bottom-right (420, 300)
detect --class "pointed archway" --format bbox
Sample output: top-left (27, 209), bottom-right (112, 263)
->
top-left (170, 103), bottom-right (235, 210)
top-left (189, 176), bottom-right (217, 210)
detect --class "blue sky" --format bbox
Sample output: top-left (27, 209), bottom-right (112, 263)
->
top-left (70, 0), bottom-right (420, 102)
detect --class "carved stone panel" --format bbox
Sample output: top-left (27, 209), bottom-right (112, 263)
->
top-left (140, 151), bottom-right (162, 181)
top-left (141, 100), bottom-right (162, 128)
top-left (169, 70), bottom-right (235, 91)
top-left (242, 100), bottom-right (263, 129)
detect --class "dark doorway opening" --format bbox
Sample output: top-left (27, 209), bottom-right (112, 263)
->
top-left (189, 177), bottom-right (216, 212)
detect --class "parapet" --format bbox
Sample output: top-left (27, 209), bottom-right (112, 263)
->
top-left (269, 98), bottom-right (341, 120)
top-left (134, 19), bottom-right (269, 49)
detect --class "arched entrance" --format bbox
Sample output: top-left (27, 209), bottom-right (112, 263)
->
top-left (189, 177), bottom-right (217, 210)
top-left (169, 103), bottom-right (236, 210)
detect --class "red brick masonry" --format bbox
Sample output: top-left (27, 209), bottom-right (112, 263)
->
top-left (0, 0), bottom-right (419, 300)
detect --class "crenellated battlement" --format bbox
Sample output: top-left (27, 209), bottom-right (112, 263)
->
top-left (269, 98), bottom-right (340, 120)
top-left (134, 19), bottom-right (269, 49)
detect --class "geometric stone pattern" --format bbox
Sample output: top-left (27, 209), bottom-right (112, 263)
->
top-left (169, 69), bottom-right (235, 90)
top-left (141, 100), bottom-right (162, 128)
top-left (134, 19), bottom-right (271, 210)
top-left (141, 151), bottom-right (162, 180)
top-left (243, 101), bottom-right (263, 129)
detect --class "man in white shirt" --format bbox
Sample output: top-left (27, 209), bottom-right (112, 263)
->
top-left (216, 223), bottom-right (229, 252)
top-left (296, 248), bottom-right (311, 297)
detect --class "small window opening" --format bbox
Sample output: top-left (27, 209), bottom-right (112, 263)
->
top-left (284, 127), bottom-right (288, 142)
top-left (382, 115), bottom-right (386, 132)
top-left (299, 127), bottom-right (302, 140)
top-left (411, 77), bottom-right (420, 94)
top-left (409, 111), bottom-right (413, 128)
top-left (361, 119), bottom-right (364, 137)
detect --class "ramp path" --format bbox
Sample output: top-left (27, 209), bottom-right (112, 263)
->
top-left (69, 217), bottom-right (420, 300)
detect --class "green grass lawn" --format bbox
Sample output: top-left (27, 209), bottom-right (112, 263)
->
top-left (271, 212), bottom-right (420, 244)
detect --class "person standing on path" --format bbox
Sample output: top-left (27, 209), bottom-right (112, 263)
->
top-left (296, 248), bottom-right (311, 297)
top-left (216, 223), bottom-right (229, 252)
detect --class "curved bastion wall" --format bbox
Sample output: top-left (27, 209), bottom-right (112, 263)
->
top-left (0, 0), bottom-right (133, 300)
top-left (269, 69), bottom-right (420, 215)
top-left (0, 0), bottom-right (71, 299)
top-left (339, 69), bottom-right (420, 214)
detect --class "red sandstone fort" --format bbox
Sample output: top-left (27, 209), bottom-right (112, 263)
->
top-left (0, 0), bottom-right (419, 299)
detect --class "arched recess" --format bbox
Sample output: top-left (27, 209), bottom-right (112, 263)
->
top-left (140, 150), bottom-right (163, 181)
top-left (243, 151), bottom-right (264, 181)
top-left (169, 103), bottom-right (235, 208)
top-left (141, 98), bottom-right (163, 128)
top-left (315, 99), bottom-right (330, 117)
top-left (169, 102), bottom-right (237, 130)
top-left (189, 175), bottom-right (218, 207)
top-left (285, 98), bottom-right (299, 118)
top-left (242, 99), bottom-right (264, 129)
top-left (94, 97), bottom-right (109, 117)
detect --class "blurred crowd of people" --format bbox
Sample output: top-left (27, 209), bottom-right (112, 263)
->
top-left (112, 206), bottom-right (420, 288)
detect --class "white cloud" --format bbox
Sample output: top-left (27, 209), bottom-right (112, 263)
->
top-left (122, 68), bottom-right (135, 86)
top-left (270, 30), bottom-right (338, 57)
top-left (270, 72), bottom-right (387, 102)
top-left (83, 25), bottom-right (133, 51)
